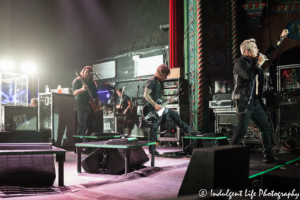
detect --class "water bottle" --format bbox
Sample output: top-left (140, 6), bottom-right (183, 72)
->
top-left (45, 85), bottom-right (49, 93)
top-left (57, 85), bottom-right (62, 93)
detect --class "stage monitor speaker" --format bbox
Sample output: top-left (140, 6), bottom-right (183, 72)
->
top-left (262, 165), bottom-right (300, 193)
top-left (202, 133), bottom-right (229, 147)
top-left (2, 106), bottom-right (37, 131)
top-left (178, 145), bottom-right (249, 196)
top-left (0, 143), bottom-right (56, 186)
top-left (81, 138), bottom-right (149, 174)
top-left (39, 93), bottom-right (77, 148)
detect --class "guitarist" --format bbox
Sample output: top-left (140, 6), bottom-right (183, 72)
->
top-left (72, 66), bottom-right (100, 141)
top-left (116, 88), bottom-right (134, 135)
top-left (144, 64), bottom-right (198, 155)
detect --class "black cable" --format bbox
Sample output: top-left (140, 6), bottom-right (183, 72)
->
top-left (159, 121), bottom-right (175, 134)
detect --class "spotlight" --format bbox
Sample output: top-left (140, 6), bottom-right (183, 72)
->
top-left (21, 61), bottom-right (37, 74)
top-left (0, 60), bottom-right (15, 70)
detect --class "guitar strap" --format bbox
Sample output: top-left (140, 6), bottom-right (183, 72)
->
top-left (78, 77), bottom-right (90, 105)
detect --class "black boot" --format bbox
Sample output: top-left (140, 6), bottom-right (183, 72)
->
top-left (261, 136), bottom-right (286, 165)
top-left (263, 155), bottom-right (286, 165)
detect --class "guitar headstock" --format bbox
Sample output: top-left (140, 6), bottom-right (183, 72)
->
top-left (175, 88), bottom-right (184, 96)
top-left (75, 69), bottom-right (81, 77)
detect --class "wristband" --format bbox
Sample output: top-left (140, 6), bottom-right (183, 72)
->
top-left (279, 36), bottom-right (284, 42)
top-left (256, 64), bottom-right (262, 68)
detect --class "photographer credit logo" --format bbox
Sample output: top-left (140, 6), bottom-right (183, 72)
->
top-left (198, 189), bottom-right (300, 199)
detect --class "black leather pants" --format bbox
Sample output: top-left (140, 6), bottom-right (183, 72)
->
top-left (230, 99), bottom-right (273, 157)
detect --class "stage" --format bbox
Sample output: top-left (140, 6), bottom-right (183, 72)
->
top-left (0, 144), bottom-right (299, 200)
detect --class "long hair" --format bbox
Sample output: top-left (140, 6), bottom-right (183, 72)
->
top-left (72, 66), bottom-right (96, 86)
top-left (155, 64), bottom-right (170, 77)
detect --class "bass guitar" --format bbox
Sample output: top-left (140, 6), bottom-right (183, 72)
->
top-left (142, 89), bottom-right (182, 125)
top-left (75, 69), bottom-right (102, 115)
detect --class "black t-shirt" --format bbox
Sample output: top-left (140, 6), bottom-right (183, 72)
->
top-left (145, 76), bottom-right (162, 102)
top-left (72, 78), bottom-right (97, 105)
top-left (117, 95), bottom-right (130, 113)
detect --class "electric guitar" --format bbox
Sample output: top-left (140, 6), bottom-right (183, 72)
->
top-left (142, 89), bottom-right (182, 125)
top-left (75, 69), bottom-right (102, 115)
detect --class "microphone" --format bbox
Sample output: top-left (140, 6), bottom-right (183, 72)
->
top-left (90, 72), bottom-right (101, 75)
top-left (258, 53), bottom-right (273, 67)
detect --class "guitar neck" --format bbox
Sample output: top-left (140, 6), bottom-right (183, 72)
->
top-left (160, 96), bottom-right (178, 107)
top-left (87, 89), bottom-right (96, 106)
top-left (161, 100), bottom-right (170, 108)
top-left (79, 78), bottom-right (96, 106)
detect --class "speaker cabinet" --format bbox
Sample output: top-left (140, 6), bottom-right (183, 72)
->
top-left (115, 116), bottom-right (124, 134)
top-left (178, 145), bottom-right (249, 196)
top-left (39, 93), bottom-right (76, 148)
top-left (262, 165), bottom-right (300, 193)
top-left (201, 133), bottom-right (229, 147)
top-left (81, 139), bottom-right (149, 174)
top-left (0, 143), bottom-right (56, 186)
top-left (1, 106), bottom-right (37, 131)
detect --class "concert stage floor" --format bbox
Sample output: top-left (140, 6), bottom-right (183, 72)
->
top-left (3, 146), bottom-right (300, 200)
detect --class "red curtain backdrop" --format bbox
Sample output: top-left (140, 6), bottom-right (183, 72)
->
top-left (169, 0), bottom-right (184, 69)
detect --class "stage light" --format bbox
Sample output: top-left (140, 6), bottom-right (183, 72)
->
top-left (21, 61), bottom-right (37, 74)
top-left (98, 90), bottom-right (109, 94)
top-left (0, 60), bottom-right (15, 70)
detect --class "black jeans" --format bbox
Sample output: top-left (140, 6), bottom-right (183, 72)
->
top-left (76, 103), bottom-right (95, 142)
top-left (230, 99), bottom-right (273, 157)
top-left (148, 109), bottom-right (193, 151)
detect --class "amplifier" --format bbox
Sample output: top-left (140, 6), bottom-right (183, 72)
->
top-left (278, 102), bottom-right (299, 123)
top-left (163, 89), bottom-right (178, 95)
top-left (212, 93), bottom-right (232, 101)
top-left (1, 106), bottom-right (37, 131)
top-left (163, 81), bottom-right (179, 88)
top-left (209, 99), bottom-right (232, 109)
top-left (103, 117), bottom-right (114, 133)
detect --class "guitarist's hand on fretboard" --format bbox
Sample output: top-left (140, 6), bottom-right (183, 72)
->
top-left (168, 97), bottom-right (174, 103)
top-left (82, 84), bottom-right (88, 91)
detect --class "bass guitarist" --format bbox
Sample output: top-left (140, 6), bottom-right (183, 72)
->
top-left (116, 88), bottom-right (134, 135)
top-left (143, 64), bottom-right (199, 155)
top-left (73, 66), bottom-right (101, 141)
